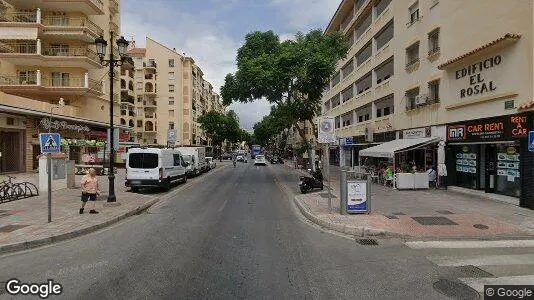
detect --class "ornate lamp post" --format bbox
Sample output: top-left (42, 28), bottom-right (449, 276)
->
top-left (95, 32), bottom-right (129, 202)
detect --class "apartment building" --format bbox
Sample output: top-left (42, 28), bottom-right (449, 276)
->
top-left (321, 0), bottom-right (534, 208)
top-left (125, 37), bottom-right (224, 148)
top-left (0, 0), bottom-right (124, 173)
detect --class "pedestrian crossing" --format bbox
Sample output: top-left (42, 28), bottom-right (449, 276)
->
top-left (406, 240), bottom-right (534, 294)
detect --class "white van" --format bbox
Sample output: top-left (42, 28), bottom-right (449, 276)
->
top-left (177, 147), bottom-right (207, 176)
top-left (125, 148), bottom-right (188, 192)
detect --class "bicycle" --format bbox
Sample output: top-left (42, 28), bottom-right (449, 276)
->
top-left (0, 175), bottom-right (23, 202)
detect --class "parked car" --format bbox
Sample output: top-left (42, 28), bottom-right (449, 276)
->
top-left (125, 147), bottom-right (188, 192)
top-left (205, 157), bottom-right (216, 170)
top-left (221, 152), bottom-right (233, 160)
top-left (254, 155), bottom-right (267, 165)
top-left (236, 155), bottom-right (247, 163)
top-left (270, 156), bottom-right (283, 164)
top-left (177, 147), bottom-right (207, 175)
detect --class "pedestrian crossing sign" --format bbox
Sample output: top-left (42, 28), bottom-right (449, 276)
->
top-left (39, 133), bottom-right (61, 153)
top-left (529, 131), bottom-right (534, 152)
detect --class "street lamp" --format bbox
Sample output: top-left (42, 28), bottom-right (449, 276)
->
top-left (95, 32), bottom-right (129, 203)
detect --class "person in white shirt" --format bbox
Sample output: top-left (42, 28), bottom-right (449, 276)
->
top-left (427, 165), bottom-right (437, 188)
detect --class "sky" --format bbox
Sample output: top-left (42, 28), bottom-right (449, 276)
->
top-left (121, 0), bottom-right (340, 130)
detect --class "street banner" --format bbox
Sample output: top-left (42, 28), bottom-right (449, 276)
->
top-left (317, 116), bottom-right (335, 144)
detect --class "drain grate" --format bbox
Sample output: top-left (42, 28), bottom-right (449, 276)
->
top-left (356, 238), bottom-right (379, 246)
top-left (436, 210), bottom-right (454, 215)
top-left (473, 224), bottom-right (489, 230)
top-left (385, 215), bottom-right (399, 219)
top-left (318, 193), bottom-right (337, 199)
top-left (412, 216), bottom-right (458, 226)
top-left (0, 224), bottom-right (28, 233)
top-left (433, 279), bottom-right (479, 300)
top-left (457, 265), bottom-right (493, 278)
top-left (392, 212), bottom-right (406, 215)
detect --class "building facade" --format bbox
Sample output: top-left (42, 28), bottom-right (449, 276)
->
top-left (0, 0), bottom-right (124, 172)
top-left (321, 0), bottom-right (534, 208)
top-left (125, 37), bottom-right (224, 148)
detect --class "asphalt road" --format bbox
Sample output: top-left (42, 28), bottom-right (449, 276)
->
top-left (0, 161), bottom-right (461, 299)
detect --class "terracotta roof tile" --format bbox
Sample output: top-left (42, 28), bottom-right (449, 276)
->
top-left (127, 48), bottom-right (146, 54)
top-left (438, 33), bottom-right (521, 70)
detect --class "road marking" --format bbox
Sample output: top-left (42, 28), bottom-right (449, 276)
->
top-left (459, 275), bottom-right (534, 293)
top-left (428, 253), bottom-right (534, 267)
top-left (406, 240), bottom-right (534, 249)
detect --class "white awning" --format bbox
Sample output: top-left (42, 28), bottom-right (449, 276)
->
top-left (359, 137), bottom-right (440, 158)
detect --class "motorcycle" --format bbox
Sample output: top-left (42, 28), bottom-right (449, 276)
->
top-left (299, 169), bottom-right (324, 193)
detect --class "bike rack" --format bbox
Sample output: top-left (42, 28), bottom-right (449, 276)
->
top-left (0, 181), bottom-right (39, 203)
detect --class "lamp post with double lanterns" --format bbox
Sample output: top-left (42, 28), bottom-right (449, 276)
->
top-left (94, 32), bottom-right (129, 203)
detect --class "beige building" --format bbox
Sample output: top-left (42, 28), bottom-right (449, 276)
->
top-left (322, 0), bottom-right (534, 207)
top-left (125, 37), bottom-right (224, 148)
top-left (0, 0), bottom-right (124, 173)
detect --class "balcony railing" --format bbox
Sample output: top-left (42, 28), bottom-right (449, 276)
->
top-left (42, 46), bottom-right (99, 61)
top-left (0, 71), bottom-right (101, 92)
top-left (0, 43), bottom-right (37, 54)
top-left (0, 75), bottom-right (37, 85)
top-left (145, 114), bottom-right (156, 118)
top-left (41, 16), bottom-right (104, 36)
top-left (42, 76), bottom-right (86, 88)
top-left (0, 11), bottom-right (37, 23)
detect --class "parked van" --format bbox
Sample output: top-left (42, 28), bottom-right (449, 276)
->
top-left (176, 147), bottom-right (207, 176)
top-left (125, 147), bottom-right (188, 192)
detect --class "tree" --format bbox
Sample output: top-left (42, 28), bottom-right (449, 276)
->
top-left (221, 29), bottom-right (348, 170)
top-left (197, 110), bottom-right (241, 153)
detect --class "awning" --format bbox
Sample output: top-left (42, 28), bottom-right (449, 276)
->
top-left (359, 137), bottom-right (440, 158)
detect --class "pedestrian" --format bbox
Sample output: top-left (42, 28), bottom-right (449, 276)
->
top-left (426, 165), bottom-right (437, 188)
top-left (80, 168), bottom-right (100, 214)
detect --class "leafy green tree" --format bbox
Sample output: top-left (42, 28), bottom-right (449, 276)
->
top-left (198, 110), bottom-right (242, 152)
top-left (221, 29), bottom-right (348, 169)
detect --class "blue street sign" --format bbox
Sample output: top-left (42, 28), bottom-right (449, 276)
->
top-left (345, 137), bottom-right (353, 145)
top-left (39, 133), bottom-right (61, 153)
top-left (529, 131), bottom-right (534, 152)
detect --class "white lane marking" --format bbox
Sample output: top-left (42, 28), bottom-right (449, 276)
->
top-left (428, 253), bottom-right (534, 267)
top-left (218, 198), bottom-right (229, 212)
top-left (406, 240), bottom-right (534, 249)
top-left (459, 275), bottom-right (534, 293)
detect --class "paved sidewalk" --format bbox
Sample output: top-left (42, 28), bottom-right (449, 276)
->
top-left (285, 163), bottom-right (534, 239)
top-left (0, 170), bottom-right (159, 254)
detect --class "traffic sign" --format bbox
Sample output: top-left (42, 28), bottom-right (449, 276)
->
top-left (529, 131), bottom-right (534, 152)
top-left (168, 129), bottom-right (177, 143)
top-left (39, 133), bottom-right (61, 153)
top-left (317, 116), bottom-right (335, 144)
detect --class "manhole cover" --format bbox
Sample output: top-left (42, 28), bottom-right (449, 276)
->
top-left (0, 225), bottom-right (28, 233)
top-left (385, 215), bottom-right (399, 219)
top-left (318, 193), bottom-right (336, 198)
top-left (456, 265), bottom-right (493, 278)
top-left (392, 212), bottom-right (406, 215)
top-left (473, 224), bottom-right (489, 230)
top-left (433, 279), bottom-right (479, 300)
top-left (412, 216), bottom-right (458, 226)
top-left (356, 239), bottom-right (379, 246)
top-left (436, 210), bottom-right (454, 215)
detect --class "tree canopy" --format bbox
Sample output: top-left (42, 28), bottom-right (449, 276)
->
top-left (197, 110), bottom-right (241, 147)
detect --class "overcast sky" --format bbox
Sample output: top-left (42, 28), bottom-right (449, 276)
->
top-left (122, 0), bottom-right (339, 130)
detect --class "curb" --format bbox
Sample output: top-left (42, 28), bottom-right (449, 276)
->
top-left (0, 197), bottom-right (161, 255)
top-left (292, 195), bottom-right (405, 238)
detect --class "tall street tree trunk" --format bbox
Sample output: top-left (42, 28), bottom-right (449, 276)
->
top-left (294, 122), bottom-right (315, 172)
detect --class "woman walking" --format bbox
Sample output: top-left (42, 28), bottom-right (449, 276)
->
top-left (80, 168), bottom-right (100, 214)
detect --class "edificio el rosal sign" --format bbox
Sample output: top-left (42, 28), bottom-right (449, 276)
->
top-left (40, 118), bottom-right (90, 132)
top-left (455, 55), bottom-right (501, 98)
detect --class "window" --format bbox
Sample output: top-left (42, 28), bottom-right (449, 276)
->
top-left (331, 72), bottom-right (341, 86)
top-left (428, 80), bottom-right (440, 103)
top-left (169, 84), bottom-right (175, 93)
top-left (128, 153), bottom-right (158, 169)
top-left (428, 28), bottom-right (440, 56)
top-left (18, 71), bottom-right (36, 84)
top-left (405, 87), bottom-right (420, 110)
top-left (408, 2), bottom-right (420, 25)
top-left (375, 0), bottom-right (392, 17)
top-left (377, 108), bottom-right (382, 118)
top-left (364, 114), bottom-right (370, 121)
top-left (374, 57), bottom-right (393, 84)
top-left (51, 72), bottom-right (70, 87)
top-left (169, 110), bottom-right (174, 117)
top-left (384, 107), bottom-right (391, 116)
top-left (341, 85), bottom-right (354, 102)
top-left (169, 122), bottom-right (175, 130)
top-left (358, 116), bottom-right (363, 122)
top-left (406, 42), bottom-right (420, 68)
top-left (356, 42), bottom-right (372, 66)
top-left (137, 96), bottom-right (143, 103)
top-left (341, 59), bottom-right (354, 78)
top-left (137, 120), bottom-right (142, 127)
top-left (168, 72), bottom-right (175, 80)
top-left (169, 100), bottom-right (175, 105)
top-left (173, 154), bottom-right (181, 166)
top-left (168, 59), bottom-right (175, 67)
top-left (355, 13), bottom-right (372, 39)
top-left (355, 72), bottom-right (372, 94)
top-left (375, 20), bottom-right (393, 50)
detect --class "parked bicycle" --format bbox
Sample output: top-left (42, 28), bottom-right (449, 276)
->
top-left (0, 175), bottom-right (39, 203)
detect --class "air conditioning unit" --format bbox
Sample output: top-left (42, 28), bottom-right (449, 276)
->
top-left (415, 94), bottom-right (428, 105)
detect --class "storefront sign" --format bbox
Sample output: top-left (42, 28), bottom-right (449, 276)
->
top-left (40, 118), bottom-right (90, 133)
top-left (447, 114), bottom-right (530, 142)
top-left (403, 127), bottom-right (431, 139)
top-left (346, 180), bottom-right (369, 214)
top-left (455, 55), bottom-right (501, 98)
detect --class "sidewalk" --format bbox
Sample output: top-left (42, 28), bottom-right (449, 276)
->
top-left (285, 162), bottom-right (534, 239)
top-left (0, 170), bottom-right (159, 254)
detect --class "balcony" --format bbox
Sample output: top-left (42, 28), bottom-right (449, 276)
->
top-left (374, 115), bottom-right (394, 133)
top-left (144, 101), bottom-right (157, 107)
top-left (0, 40), bottom-right (101, 69)
top-left (0, 71), bottom-right (103, 98)
top-left (41, 16), bottom-right (104, 42)
top-left (143, 61), bottom-right (157, 73)
top-left (2, 0), bottom-right (105, 15)
top-left (109, 0), bottom-right (119, 13)
top-left (144, 114), bottom-right (156, 120)
top-left (0, 11), bottom-right (37, 23)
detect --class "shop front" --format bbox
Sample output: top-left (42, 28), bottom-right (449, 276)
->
top-left (0, 113), bottom-right (26, 173)
top-left (446, 113), bottom-right (533, 205)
